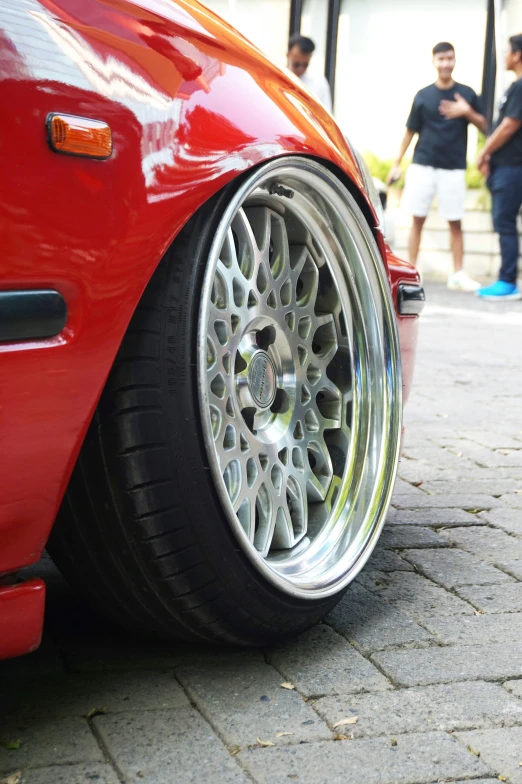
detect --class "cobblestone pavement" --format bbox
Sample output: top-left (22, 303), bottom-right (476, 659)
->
top-left (2, 283), bottom-right (522, 784)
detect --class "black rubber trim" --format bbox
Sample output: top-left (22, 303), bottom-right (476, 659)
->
top-left (398, 284), bottom-right (425, 316)
top-left (0, 290), bottom-right (67, 342)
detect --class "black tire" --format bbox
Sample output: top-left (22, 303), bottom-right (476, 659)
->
top-left (48, 188), bottom-right (340, 646)
top-left (49, 158), bottom-right (401, 645)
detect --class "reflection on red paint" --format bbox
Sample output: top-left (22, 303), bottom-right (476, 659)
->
top-left (0, 0), bottom-right (418, 658)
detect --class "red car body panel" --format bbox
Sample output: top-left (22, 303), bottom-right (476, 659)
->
top-left (0, 580), bottom-right (46, 660)
top-left (0, 0), bottom-right (420, 659)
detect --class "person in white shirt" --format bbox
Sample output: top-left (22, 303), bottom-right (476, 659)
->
top-left (287, 34), bottom-right (332, 113)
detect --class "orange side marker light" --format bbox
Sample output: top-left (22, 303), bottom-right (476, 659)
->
top-left (47, 113), bottom-right (112, 159)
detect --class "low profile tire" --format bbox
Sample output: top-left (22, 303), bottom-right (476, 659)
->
top-left (48, 157), bottom-right (402, 645)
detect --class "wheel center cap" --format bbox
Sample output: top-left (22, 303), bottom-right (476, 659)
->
top-left (248, 351), bottom-right (276, 409)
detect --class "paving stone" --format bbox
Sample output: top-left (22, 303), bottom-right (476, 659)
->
top-left (393, 493), bottom-right (502, 509)
top-left (499, 492), bottom-right (522, 508)
top-left (12, 763), bottom-right (119, 783)
top-left (270, 624), bottom-right (390, 697)
top-left (504, 680), bottom-right (522, 699)
top-left (378, 526), bottom-right (450, 549)
top-left (402, 445), bottom-right (481, 471)
top-left (372, 642), bottom-right (522, 687)
top-left (354, 568), bottom-right (394, 592)
top-left (447, 781), bottom-right (501, 784)
top-left (324, 582), bottom-right (432, 654)
top-left (441, 526), bottom-right (522, 562)
top-left (402, 548), bottom-right (513, 588)
top-left (3, 671), bottom-right (189, 720)
top-left (313, 681), bottom-right (522, 737)
top-left (238, 732), bottom-right (490, 784)
top-left (480, 507), bottom-right (522, 535)
top-left (424, 612), bottom-right (522, 645)
top-left (422, 479), bottom-right (521, 495)
top-left (456, 582), bottom-right (522, 613)
top-left (460, 430), bottom-right (522, 450)
top-left (464, 467), bottom-right (522, 481)
top-left (456, 727), bottom-right (522, 784)
top-left (497, 559), bottom-right (522, 579)
top-left (366, 548), bottom-right (414, 571)
top-left (391, 483), bottom-right (430, 501)
top-left (393, 478), bottom-right (426, 494)
top-left (360, 570), bottom-right (475, 620)
top-left (386, 507), bottom-right (483, 527)
top-left (404, 427), bottom-right (459, 448)
top-left (430, 438), bottom-right (522, 468)
top-left (0, 719), bottom-right (103, 772)
top-left (93, 709), bottom-right (248, 784)
top-left (9, 283), bottom-right (522, 784)
top-left (176, 662), bottom-right (331, 747)
top-left (494, 451), bottom-right (522, 467)
top-left (398, 458), bottom-right (456, 483)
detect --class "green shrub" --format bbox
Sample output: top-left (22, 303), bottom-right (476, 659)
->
top-left (475, 187), bottom-right (492, 211)
top-left (363, 152), bottom-right (407, 189)
top-left (466, 165), bottom-right (484, 189)
top-left (466, 132), bottom-right (487, 189)
top-left (363, 146), bottom-right (485, 190)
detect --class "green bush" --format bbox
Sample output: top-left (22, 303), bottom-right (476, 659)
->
top-left (466, 165), bottom-right (484, 189)
top-left (466, 132), bottom-right (487, 189)
top-left (363, 152), bottom-right (406, 190)
top-left (363, 146), bottom-right (485, 190)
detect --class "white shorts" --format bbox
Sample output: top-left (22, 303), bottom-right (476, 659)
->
top-left (402, 163), bottom-right (466, 221)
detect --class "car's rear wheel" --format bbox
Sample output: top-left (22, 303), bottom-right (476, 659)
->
top-left (48, 157), bottom-right (402, 645)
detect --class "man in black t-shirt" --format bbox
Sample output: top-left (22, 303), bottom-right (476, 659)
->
top-left (388, 42), bottom-right (486, 291)
top-left (476, 34), bottom-right (522, 300)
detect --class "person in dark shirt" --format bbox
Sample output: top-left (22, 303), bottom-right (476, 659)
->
top-left (387, 42), bottom-right (486, 291)
top-left (476, 34), bottom-right (522, 300)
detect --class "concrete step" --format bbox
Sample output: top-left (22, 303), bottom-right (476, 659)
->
top-left (392, 208), bottom-right (495, 233)
top-left (408, 249), bottom-right (501, 282)
top-left (388, 186), bottom-right (490, 213)
top-left (388, 202), bottom-right (522, 282)
top-left (394, 227), bottom-right (500, 255)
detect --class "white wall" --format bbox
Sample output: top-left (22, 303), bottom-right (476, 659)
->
top-left (334, 0), bottom-right (487, 160)
top-left (498, 0), bottom-right (522, 99)
top-left (204, 0), bottom-right (290, 69)
top-left (300, 0), bottom-right (329, 76)
top-left (504, 0), bottom-right (522, 34)
top-left (201, 0), bottom-right (510, 163)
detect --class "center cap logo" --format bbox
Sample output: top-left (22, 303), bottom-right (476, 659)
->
top-left (248, 352), bottom-right (276, 408)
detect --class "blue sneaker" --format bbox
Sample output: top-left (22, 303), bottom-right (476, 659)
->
top-left (476, 281), bottom-right (522, 300)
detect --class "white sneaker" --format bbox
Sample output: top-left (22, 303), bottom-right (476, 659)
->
top-left (447, 270), bottom-right (481, 292)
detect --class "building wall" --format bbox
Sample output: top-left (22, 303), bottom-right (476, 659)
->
top-left (334, 0), bottom-right (487, 161)
top-left (203, 0), bottom-right (290, 70)
top-left (499, 0), bottom-right (522, 98)
top-left (504, 0), bottom-right (522, 35)
top-left (300, 0), bottom-right (328, 74)
top-left (203, 0), bottom-right (500, 164)
top-left (203, 0), bottom-right (330, 89)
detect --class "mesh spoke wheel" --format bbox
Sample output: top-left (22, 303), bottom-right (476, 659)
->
top-left (199, 158), bottom-right (402, 597)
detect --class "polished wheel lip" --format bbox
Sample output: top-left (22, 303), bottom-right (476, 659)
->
top-left (197, 158), bottom-right (402, 599)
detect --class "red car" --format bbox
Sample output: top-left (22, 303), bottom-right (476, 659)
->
top-left (0, 0), bottom-right (423, 659)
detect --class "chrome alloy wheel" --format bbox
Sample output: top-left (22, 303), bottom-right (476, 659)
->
top-left (198, 158), bottom-right (402, 598)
